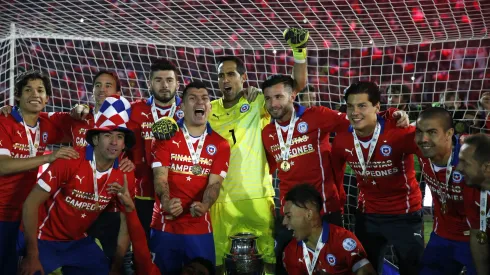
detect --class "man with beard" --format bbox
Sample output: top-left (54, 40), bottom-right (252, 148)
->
top-left (457, 134), bottom-right (490, 275)
top-left (128, 58), bottom-right (184, 241)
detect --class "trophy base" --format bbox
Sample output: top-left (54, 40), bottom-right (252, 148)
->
top-left (224, 255), bottom-right (265, 275)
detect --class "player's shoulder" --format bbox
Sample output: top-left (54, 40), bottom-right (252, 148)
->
top-left (210, 98), bottom-right (222, 109)
top-left (130, 99), bottom-right (149, 110)
top-left (328, 224), bottom-right (360, 250)
top-left (0, 114), bottom-right (17, 129)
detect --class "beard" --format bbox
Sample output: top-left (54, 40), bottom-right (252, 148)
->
top-left (151, 88), bottom-right (176, 104)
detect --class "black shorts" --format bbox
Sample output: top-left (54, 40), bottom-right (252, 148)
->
top-left (355, 210), bottom-right (424, 275)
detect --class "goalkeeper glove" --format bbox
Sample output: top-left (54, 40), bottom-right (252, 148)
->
top-left (152, 117), bottom-right (179, 140)
top-left (283, 27), bottom-right (309, 63)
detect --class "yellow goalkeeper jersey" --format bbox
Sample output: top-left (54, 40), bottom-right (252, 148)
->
top-left (210, 94), bottom-right (274, 202)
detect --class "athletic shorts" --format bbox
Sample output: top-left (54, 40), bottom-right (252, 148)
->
top-left (210, 197), bottom-right (275, 265)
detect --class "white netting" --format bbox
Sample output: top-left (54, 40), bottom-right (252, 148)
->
top-left (1, 0), bottom-right (490, 266)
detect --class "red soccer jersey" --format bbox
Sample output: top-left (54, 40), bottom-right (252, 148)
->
top-left (33, 147), bottom-right (135, 241)
top-left (417, 138), bottom-right (472, 241)
top-left (331, 117), bottom-right (421, 214)
top-left (44, 109), bottom-right (95, 148)
top-left (465, 188), bottom-right (490, 236)
top-left (262, 104), bottom-right (350, 214)
top-left (151, 121), bottom-right (230, 235)
top-left (283, 222), bottom-right (370, 275)
top-left (129, 96), bottom-right (183, 199)
top-left (0, 109), bottom-right (64, 221)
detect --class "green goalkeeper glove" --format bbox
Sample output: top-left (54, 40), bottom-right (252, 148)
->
top-left (152, 117), bottom-right (179, 140)
top-left (283, 27), bottom-right (309, 63)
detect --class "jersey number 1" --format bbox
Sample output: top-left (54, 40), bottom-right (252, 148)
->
top-left (229, 129), bottom-right (236, 144)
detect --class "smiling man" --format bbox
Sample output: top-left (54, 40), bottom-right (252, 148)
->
top-left (0, 70), bottom-right (79, 274)
top-left (331, 81), bottom-right (423, 275)
top-left (18, 95), bottom-right (135, 275)
top-left (151, 81), bottom-right (230, 275)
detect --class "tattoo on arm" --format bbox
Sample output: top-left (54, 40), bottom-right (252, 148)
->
top-left (153, 167), bottom-right (169, 203)
top-left (202, 176), bottom-right (222, 206)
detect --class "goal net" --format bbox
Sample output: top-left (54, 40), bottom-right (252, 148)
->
top-left (1, 0), bottom-right (489, 265)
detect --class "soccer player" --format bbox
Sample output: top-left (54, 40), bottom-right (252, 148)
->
top-left (261, 75), bottom-right (408, 274)
top-left (0, 70), bottom-right (78, 274)
top-left (129, 58), bottom-right (184, 241)
top-left (151, 81), bottom-right (230, 274)
top-left (458, 134), bottom-right (490, 275)
top-left (414, 107), bottom-right (476, 275)
top-left (282, 183), bottom-right (376, 275)
top-left (18, 95), bottom-right (136, 275)
top-left (330, 81), bottom-right (424, 275)
top-left (208, 28), bottom-right (308, 273)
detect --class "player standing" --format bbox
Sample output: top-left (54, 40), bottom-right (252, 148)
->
top-left (0, 70), bottom-right (78, 274)
top-left (151, 81), bottom-right (230, 274)
top-left (330, 81), bottom-right (423, 275)
top-left (129, 58), bottom-right (184, 240)
top-left (208, 28), bottom-right (308, 273)
top-left (18, 95), bottom-right (135, 275)
top-left (414, 107), bottom-right (476, 274)
top-left (458, 133), bottom-right (490, 275)
top-left (282, 184), bottom-right (376, 275)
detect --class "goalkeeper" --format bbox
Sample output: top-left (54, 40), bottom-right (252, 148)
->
top-left (153, 27), bottom-right (308, 274)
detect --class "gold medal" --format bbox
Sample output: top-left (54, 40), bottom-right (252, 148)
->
top-left (477, 231), bottom-right (488, 244)
top-left (95, 201), bottom-right (100, 209)
top-left (191, 164), bottom-right (203, 175)
top-left (441, 203), bottom-right (448, 215)
top-left (280, 160), bottom-right (291, 172)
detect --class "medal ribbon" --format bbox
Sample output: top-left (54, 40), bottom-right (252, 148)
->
top-left (275, 109), bottom-right (298, 162)
top-left (480, 190), bottom-right (488, 233)
top-left (182, 123), bottom-right (207, 167)
top-left (302, 231), bottom-right (325, 275)
top-left (428, 147), bottom-right (454, 206)
top-left (90, 152), bottom-right (112, 207)
top-left (23, 120), bottom-right (40, 157)
top-left (152, 100), bottom-right (177, 122)
top-left (352, 122), bottom-right (381, 177)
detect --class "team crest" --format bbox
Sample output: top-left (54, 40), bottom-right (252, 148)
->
top-left (326, 254), bottom-right (336, 266)
top-left (42, 132), bottom-right (48, 143)
top-left (240, 104), bottom-right (250, 113)
top-left (342, 238), bottom-right (357, 251)
top-left (176, 110), bottom-right (184, 119)
top-left (452, 171), bottom-right (463, 183)
top-left (206, 144), bottom-right (217, 156)
top-left (380, 145), bottom-right (392, 156)
top-left (297, 121), bottom-right (308, 134)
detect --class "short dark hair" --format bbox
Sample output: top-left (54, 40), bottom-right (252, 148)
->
top-left (261, 74), bottom-right (295, 92)
top-left (182, 80), bottom-right (208, 101)
top-left (150, 58), bottom-right (180, 81)
top-left (14, 70), bottom-right (52, 106)
top-left (417, 107), bottom-right (454, 131)
top-left (188, 257), bottom-right (215, 274)
top-left (284, 183), bottom-right (323, 213)
top-left (344, 81), bottom-right (380, 105)
top-left (386, 84), bottom-right (411, 102)
top-left (463, 134), bottom-right (490, 165)
top-left (92, 70), bottom-right (121, 92)
top-left (216, 56), bottom-right (246, 75)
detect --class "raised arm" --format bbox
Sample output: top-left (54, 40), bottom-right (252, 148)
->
top-left (284, 27), bottom-right (309, 94)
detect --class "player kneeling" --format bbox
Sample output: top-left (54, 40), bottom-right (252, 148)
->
top-left (282, 184), bottom-right (376, 275)
top-left (18, 96), bottom-right (136, 275)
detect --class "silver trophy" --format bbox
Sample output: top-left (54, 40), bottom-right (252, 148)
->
top-left (224, 233), bottom-right (265, 275)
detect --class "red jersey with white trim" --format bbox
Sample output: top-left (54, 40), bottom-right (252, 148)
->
top-left (283, 222), bottom-right (369, 275)
top-left (417, 137), bottom-right (472, 241)
top-left (262, 104), bottom-right (350, 214)
top-left (129, 96), bottom-right (183, 199)
top-left (44, 110), bottom-right (95, 148)
top-left (331, 117), bottom-right (421, 214)
top-left (151, 120), bottom-right (230, 235)
top-left (33, 147), bottom-right (135, 241)
top-left (465, 188), bottom-right (490, 236)
top-left (0, 108), bottom-right (64, 221)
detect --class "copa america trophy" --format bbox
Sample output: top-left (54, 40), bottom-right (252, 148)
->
top-left (224, 233), bottom-right (265, 275)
